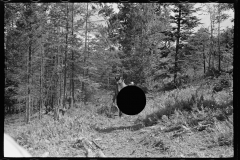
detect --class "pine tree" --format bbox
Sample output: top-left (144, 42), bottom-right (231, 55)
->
top-left (166, 4), bottom-right (201, 85)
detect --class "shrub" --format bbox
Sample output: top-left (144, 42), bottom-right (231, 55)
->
top-left (205, 67), bottom-right (221, 78)
top-left (212, 74), bottom-right (232, 93)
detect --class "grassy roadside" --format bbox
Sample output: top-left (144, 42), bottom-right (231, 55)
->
top-left (4, 80), bottom-right (233, 157)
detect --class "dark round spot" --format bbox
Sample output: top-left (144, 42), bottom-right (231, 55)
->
top-left (116, 86), bottom-right (146, 116)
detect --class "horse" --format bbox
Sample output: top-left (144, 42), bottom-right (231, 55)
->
top-left (112, 76), bottom-right (128, 117)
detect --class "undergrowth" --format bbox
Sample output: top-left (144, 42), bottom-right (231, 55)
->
top-left (139, 82), bottom-right (233, 149)
top-left (5, 80), bottom-right (233, 157)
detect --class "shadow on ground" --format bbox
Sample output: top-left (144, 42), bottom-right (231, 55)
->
top-left (92, 123), bottom-right (145, 133)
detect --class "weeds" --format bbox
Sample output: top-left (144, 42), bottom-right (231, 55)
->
top-left (138, 82), bottom-right (233, 152)
top-left (5, 82), bottom-right (233, 157)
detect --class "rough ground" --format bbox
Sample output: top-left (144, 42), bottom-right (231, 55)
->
top-left (88, 114), bottom-right (233, 158)
top-left (4, 106), bottom-right (233, 158)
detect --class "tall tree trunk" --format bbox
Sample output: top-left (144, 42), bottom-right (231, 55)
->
top-left (27, 41), bottom-right (31, 123)
top-left (54, 54), bottom-right (59, 120)
top-left (26, 4), bottom-right (33, 124)
top-left (209, 10), bottom-right (213, 70)
top-left (59, 26), bottom-right (63, 111)
top-left (108, 72), bottom-right (110, 89)
top-left (85, 36), bottom-right (90, 104)
top-left (82, 3), bottom-right (89, 103)
top-left (63, 3), bottom-right (69, 110)
top-left (203, 44), bottom-right (206, 74)
top-left (71, 3), bottom-right (75, 108)
top-left (217, 5), bottom-right (221, 71)
top-left (210, 9), bottom-right (215, 69)
top-left (39, 32), bottom-right (44, 120)
top-left (208, 51), bottom-right (211, 70)
top-left (174, 5), bottom-right (181, 84)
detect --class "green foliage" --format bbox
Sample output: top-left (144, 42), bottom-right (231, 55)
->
top-left (4, 3), bottom-right (233, 157)
top-left (160, 4), bottom-right (201, 85)
top-left (5, 3), bottom-right (48, 114)
top-left (220, 27), bottom-right (233, 56)
top-left (141, 82), bottom-right (232, 123)
top-left (5, 3), bottom-right (233, 132)
top-left (106, 3), bottom-right (172, 87)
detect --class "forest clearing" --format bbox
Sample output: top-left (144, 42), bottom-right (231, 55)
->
top-left (4, 3), bottom-right (234, 158)
top-left (4, 84), bottom-right (233, 157)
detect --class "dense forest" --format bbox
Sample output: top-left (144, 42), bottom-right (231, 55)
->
top-left (4, 3), bottom-right (233, 157)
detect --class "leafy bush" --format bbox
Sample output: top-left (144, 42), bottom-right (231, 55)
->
top-left (212, 74), bottom-right (232, 93)
top-left (161, 81), bottom-right (177, 92)
top-left (205, 68), bottom-right (221, 78)
top-left (175, 74), bottom-right (191, 86)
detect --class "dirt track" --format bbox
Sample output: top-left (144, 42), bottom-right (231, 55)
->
top-left (85, 113), bottom-right (233, 158)
top-left (4, 107), bottom-right (233, 158)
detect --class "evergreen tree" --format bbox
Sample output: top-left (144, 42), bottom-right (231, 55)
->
top-left (163, 4), bottom-right (201, 85)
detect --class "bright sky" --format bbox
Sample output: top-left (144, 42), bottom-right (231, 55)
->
top-left (85, 3), bottom-right (234, 44)
top-left (194, 3), bottom-right (234, 31)
top-left (109, 3), bottom-right (234, 31)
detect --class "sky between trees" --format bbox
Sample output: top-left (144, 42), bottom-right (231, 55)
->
top-left (109, 3), bottom-right (234, 31)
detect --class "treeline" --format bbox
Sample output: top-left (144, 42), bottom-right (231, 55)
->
top-left (4, 3), bottom-right (233, 122)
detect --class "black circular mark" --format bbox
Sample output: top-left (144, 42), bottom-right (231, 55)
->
top-left (116, 86), bottom-right (146, 116)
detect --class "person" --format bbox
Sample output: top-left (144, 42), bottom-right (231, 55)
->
top-left (4, 133), bottom-right (32, 157)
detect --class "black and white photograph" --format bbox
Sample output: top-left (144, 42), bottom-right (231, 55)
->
top-left (4, 3), bottom-right (234, 157)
